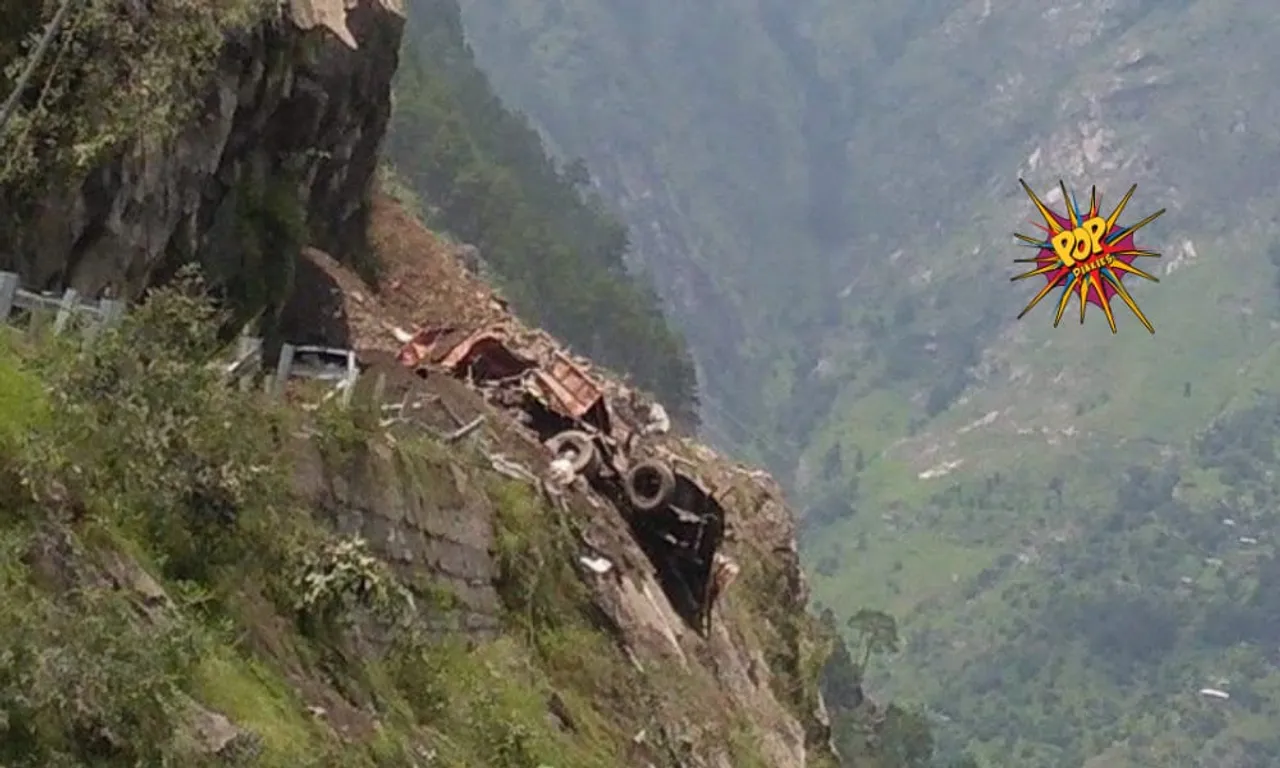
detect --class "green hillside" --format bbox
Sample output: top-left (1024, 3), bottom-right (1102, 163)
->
top-left (385, 0), bottom-right (701, 426)
top-left (438, 0), bottom-right (1280, 764)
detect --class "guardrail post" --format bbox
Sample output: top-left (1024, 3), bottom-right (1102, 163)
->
top-left (98, 298), bottom-right (125, 328)
top-left (272, 343), bottom-right (295, 400)
top-left (0, 272), bottom-right (17, 323)
top-left (51, 288), bottom-right (78, 335)
top-left (236, 335), bottom-right (262, 391)
top-left (235, 333), bottom-right (260, 367)
top-left (82, 298), bottom-right (123, 343)
top-left (339, 352), bottom-right (358, 407)
top-left (24, 291), bottom-right (57, 336)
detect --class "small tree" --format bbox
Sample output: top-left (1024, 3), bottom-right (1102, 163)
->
top-left (847, 608), bottom-right (900, 675)
top-left (818, 608), bottom-right (864, 712)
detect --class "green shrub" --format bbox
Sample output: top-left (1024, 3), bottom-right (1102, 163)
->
top-left (0, 269), bottom-right (338, 764)
top-left (0, 539), bottom-right (206, 767)
top-left (291, 533), bottom-right (414, 640)
top-left (489, 477), bottom-right (588, 643)
top-left (22, 268), bottom-right (293, 586)
top-left (1, 0), bottom-right (277, 191)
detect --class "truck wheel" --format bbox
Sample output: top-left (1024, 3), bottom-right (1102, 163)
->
top-left (545, 430), bottom-right (598, 475)
top-left (625, 459), bottom-right (676, 512)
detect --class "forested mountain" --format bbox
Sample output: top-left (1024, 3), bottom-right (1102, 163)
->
top-left (383, 0), bottom-right (700, 426)
top-left (453, 0), bottom-right (859, 468)
top-left (433, 0), bottom-right (1280, 765)
top-left (384, 2), bottom-right (969, 764)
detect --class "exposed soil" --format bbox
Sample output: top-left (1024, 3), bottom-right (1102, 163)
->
top-left (364, 195), bottom-right (509, 332)
top-left (286, 192), bottom-right (800, 561)
top-left (263, 192), bottom-right (836, 766)
top-left (282, 195), bottom-right (508, 361)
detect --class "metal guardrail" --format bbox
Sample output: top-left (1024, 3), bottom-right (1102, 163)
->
top-left (0, 271), bottom-right (125, 338)
top-left (273, 343), bottom-right (359, 406)
top-left (0, 270), bottom-right (360, 406)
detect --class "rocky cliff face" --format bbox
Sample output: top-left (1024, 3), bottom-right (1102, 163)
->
top-left (289, 361), bottom-right (838, 764)
top-left (0, 2), bottom-right (844, 763)
top-left (289, 213), bottom-right (842, 765)
top-left (2, 0), bottom-right (404, 300)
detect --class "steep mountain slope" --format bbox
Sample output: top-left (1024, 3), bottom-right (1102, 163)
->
top-left (0, 214), bottom-right (839, 766)
top-left (0, 1), bottom-right (888, 765)
top-left (444, 0), bottom-right (851, 466)
top-left (441, 0), bottom-right (1280, 765)
top-left (380, 0), bottom-right (701, 425)
top-left (279, 195), bottom-right (847, 768)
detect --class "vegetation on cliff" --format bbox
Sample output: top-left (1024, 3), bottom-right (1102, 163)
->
top-left (0, 0), bottom-right (303, 329)
top-left (383, 0), bottom-right (700, 428)
top-left (0, 0), bottom-right (275, 193)
top-left (0, 277), bottom-right (318, 765)
top-left (1, 3), bottom-right (895, 765)
top-left (0, 277), bottom-right (807, 765)
top-left (441, 0), bottom-right (1280, 764)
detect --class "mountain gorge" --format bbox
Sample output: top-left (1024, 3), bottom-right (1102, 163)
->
top-left (5, 0), bottom-right (1280, 763)
top-left (445, 0), bottom-right (1280, 765)
top-left (0, 1), bottom-right (867, 765)
top-left (449, 0), bottom-right (857, 467)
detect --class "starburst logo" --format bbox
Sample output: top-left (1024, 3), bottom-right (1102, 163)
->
top-left (1012, 179), bottom-right (1165, 333)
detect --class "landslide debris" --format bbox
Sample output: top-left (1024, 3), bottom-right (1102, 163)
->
top-left (0, 0), bottom-right (846, 762)
top-left (0, 194), bottom-right (841, 767)
top-left (281, 192), bottom-right (842, 765)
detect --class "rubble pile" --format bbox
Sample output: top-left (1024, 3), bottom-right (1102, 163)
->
top-left (280, 195), bottom-right (839, 764)
top-left (299, 210), bottom-right (806, 638)
top-left (391, 319), bottom-right (736, 635)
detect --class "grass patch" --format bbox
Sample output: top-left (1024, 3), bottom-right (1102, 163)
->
top-left (488, 475), bottom-right (589, 643)
top-left (0, 268), bottom-right (826, 767)
top-left (0, 274), bottom-right (387, 764)
top-left (390, 435), bottom-right (468, 511)
top-left (192, 651), bottom-right (320, 764)
top-left (384, 632), bottom-right (626, 766)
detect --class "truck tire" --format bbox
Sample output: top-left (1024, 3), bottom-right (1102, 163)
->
top-left (625, 459), bottom-right (676, 512)
top-left (545, 430), bottom-right (598, 475)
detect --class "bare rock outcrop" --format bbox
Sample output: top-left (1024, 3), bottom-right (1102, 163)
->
top-left (1, 0), bottom-right (405, 300)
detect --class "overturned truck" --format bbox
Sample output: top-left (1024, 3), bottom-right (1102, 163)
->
top-left (397, 325), bottom-right (737, 634)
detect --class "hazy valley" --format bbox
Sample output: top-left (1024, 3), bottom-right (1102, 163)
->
top-left (449, 0), bottom-right (1280, 764)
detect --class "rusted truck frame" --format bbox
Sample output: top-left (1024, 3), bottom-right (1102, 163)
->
top-left (614, 454), bottom-right (730, 633)
top-left (397, 325), bottom-right (612, 432)
top-left (397, 324), bottom-right (731, 634)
